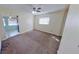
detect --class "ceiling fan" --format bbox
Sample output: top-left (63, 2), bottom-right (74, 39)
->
top-left (33, 7), bottom-right (41, 12)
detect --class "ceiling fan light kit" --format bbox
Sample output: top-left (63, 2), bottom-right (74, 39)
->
top-left (32, 7), bottom-right (41, 14)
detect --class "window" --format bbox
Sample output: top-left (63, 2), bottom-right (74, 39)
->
top-left (3, 18), bottom-right (6, 26)
top-left (39, 17), bottom-right (50, 25)
top-left (8, 18), bottom-right (18, 26)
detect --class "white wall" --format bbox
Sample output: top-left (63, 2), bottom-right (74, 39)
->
top-left (34, 9), bottom-right (68, 36)
top-left (58, 5), bottom-right (79, 54)
top-left (18, 13), bottom-right (34, 33)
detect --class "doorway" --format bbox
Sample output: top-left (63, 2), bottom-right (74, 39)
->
top-left (2, 16), bottom-right (19, 37)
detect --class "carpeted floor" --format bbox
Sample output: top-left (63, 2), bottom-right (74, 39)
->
top-left (1, 30), bottom-right (61, 54)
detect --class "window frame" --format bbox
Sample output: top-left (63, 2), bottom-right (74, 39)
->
top-left (39, 17), bottom-right (50, 25)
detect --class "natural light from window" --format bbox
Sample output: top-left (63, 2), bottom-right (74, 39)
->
top-left (39, 17), bottom-right (50, 25)
top-left (3, 18), bottom-right (6, 26)
top-left (8, 19), bottom-right (18, 26)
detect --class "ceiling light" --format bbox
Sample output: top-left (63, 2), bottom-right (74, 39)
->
top-left (32, 11), bottom-right (37, 15)
top-left (32, 7), bottom-right (41, 15)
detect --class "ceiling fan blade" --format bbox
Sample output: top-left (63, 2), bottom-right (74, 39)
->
top-left (37, 10), bottom-right (41, 12)
top-left (38, 7), bottom-right (41, 10)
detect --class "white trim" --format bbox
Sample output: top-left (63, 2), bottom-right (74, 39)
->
top-left (51, 36), bottom-right (60, 42)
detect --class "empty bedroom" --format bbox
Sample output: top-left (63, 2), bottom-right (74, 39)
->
top-left (0, 4), bottom-right (69, 54)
